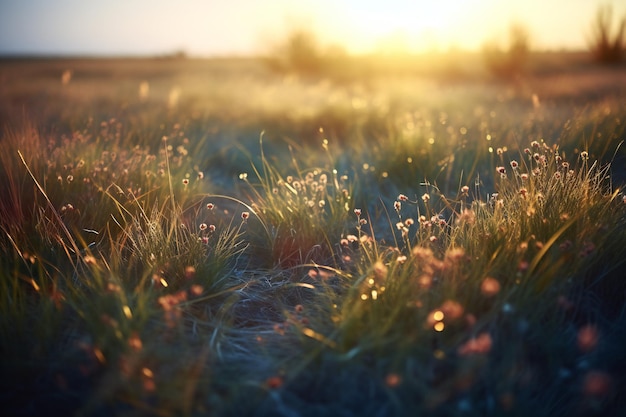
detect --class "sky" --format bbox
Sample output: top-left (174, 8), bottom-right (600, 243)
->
top-left (0, 0), bottom-right (625, 56)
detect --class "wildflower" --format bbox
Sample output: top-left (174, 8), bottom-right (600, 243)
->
top-left (265, 376), bottom-right (283, 389)
top-left (354, 208), bottom-right (361, 216)
top-left (440, 300), bottom-right (464, 320)
top-left (520, 173), bottom-right (529, 181)
top-left (580, 151), bottom-right (589, 160)
top-left (241, 211), bottom-right (250, 220)
top-left (559, 240), bottom-right (573, 251)
top-left (208, 224), bottom-right (216, 233)
top-left (197, 171), bottom-right (204, 179)
top-left (373, 260), bottom-right (388, 284)
top-left (583, 371), bottom-right (612, 398)
top-left (394, 201), bottom-right (401, 212)
top-left (398, 194), bottom-right (408, 201)
top-left (385, 373), bottom-right (402, 388)
top-left (460, 185), bottom-right (469, 194)
top-left (427, 309), bottom-right (445, 327)
top-left (579, 241), bottom-right (595, 257)
top-left (417, 274), bottom-right (433, 288)
top-left (481, 277), bottom-right (501, 297)
top-left (182, 178), bottom-right (189, 186)
top-left (519, 188), bottom-right (527, 198)
top-left (201, 236), bottom-right (209, 244)
top-left (199, 223), bottom-right (208, 231)
top-left (239, 173), bottom-right (248, 180)
top-left (128, 332), bottom-right (143, 351)
top-left (458, 333), bottom-right (492, 356)
top-left (577, 325), bottom-right (599, 352)
top-left (510, 160), bottom-right (518, 169)
top-left (184, 266), bottom-right (196, 279)
top-left (531, 140), bottom-right (540, 148)
top-left (206, 202), bottom-right (215, 210)
top-left (404, 218), bottom-right (414, 226)
top-left (422, 193), bottom-right (430, 203)
top-left (496, 166), bottom-right (506, 175)
top-left (456, 208), bottom-right (475, 225)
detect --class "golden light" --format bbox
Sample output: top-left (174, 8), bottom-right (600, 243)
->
top-left (328, 0), bottom-right (486, 53)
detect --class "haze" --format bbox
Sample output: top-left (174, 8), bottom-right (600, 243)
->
top-left (0, 0), bottom-right (624, 56)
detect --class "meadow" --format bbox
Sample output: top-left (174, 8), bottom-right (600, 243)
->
top-left (1, 53), bottom-right (626, 416)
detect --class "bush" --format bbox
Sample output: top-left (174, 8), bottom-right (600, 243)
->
top-left (265, 29), bottom-right (325, 75)
top-left (482, 23), bottom-right (531, 78)
top-left (588, 4), bottom-right (626, 64)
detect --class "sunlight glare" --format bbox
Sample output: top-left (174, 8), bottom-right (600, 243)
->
top-left (334, 0), bottom-right (482, 53)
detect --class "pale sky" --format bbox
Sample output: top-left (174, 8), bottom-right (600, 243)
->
top-left (0, 0), bottom-right (624, 56)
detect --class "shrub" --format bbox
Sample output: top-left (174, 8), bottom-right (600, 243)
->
top-left (482, 23), bottom-right (531, 78)
top-left (265, 29), bottom-right (324, 75)
top-left (588, 4), bottom-right (626, 64)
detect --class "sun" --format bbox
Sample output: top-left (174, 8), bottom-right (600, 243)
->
top-left (322, 0), bottom-right (487, 54)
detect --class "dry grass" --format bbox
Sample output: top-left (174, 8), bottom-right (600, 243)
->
top-left (1, 53), bottom-right (626, 416)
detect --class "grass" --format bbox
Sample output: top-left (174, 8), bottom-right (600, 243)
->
top-left (1, 54), bottom-right (626, 416)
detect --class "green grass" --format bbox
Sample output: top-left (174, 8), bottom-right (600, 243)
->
top-left (1, 56), bottom-right (626, 416)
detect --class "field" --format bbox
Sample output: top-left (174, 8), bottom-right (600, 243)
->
top-left (1, 53), bottom-right (626, 416)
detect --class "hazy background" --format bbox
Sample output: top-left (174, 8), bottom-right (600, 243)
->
top-left (1, 0), bottom-right (625, 56)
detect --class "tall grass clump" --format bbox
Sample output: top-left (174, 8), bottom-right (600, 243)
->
top-left (258, 139), bottom-right (626, 416)
top-left (3, 58), bottom-right (626, 415)
top-left (235, 138), bottom-right (354, 267)
top-left (0, 121), bottom-right (252, 415)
